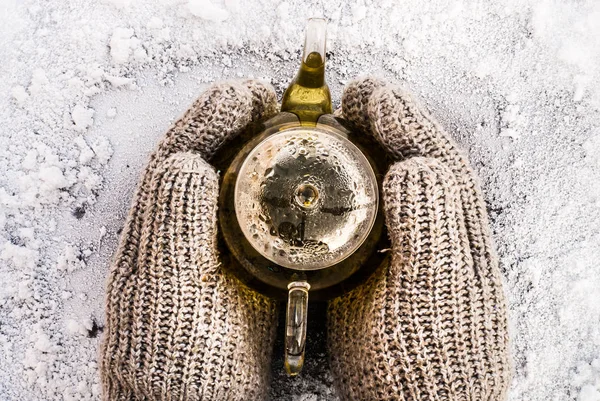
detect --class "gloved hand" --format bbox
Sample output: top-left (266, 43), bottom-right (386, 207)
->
top-left (100, 81), bottom-right (280, 401)
top-left (327, 78), bottom-right (511, 400)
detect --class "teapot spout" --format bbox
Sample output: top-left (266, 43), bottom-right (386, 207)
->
top-left (281, 18), bottom-right (332, 124)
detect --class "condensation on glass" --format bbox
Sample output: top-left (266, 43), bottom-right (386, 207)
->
top-left (235, 128), bottom-right (378, 271)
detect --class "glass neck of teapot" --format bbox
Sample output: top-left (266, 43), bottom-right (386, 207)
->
top-left (281, 18), bottom-right (332, 124)
top-left (298, 18), bottom-right (327, 87)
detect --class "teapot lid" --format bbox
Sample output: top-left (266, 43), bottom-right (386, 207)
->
top-left (234, 127), bottom-right (378, 270)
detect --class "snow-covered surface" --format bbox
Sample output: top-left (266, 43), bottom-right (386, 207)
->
top-left (1, 0), bottom-right (600, 399)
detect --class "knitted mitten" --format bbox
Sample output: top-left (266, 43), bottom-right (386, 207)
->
top-left (328, 78), bottom-right (511, 400)
top-left (100, 81), bottom-right (280, 401)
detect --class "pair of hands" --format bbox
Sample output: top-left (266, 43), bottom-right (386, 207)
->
top-left (100, 78), bottom-right (510, 401)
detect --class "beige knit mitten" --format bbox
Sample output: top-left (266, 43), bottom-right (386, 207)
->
top-left (100, 81), bottom-right (280, 401)
top-left (328, 78), bottom-right (511, 400)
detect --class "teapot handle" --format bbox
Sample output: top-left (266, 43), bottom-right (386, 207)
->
top-left (285, 281), bottom-right (311, 376)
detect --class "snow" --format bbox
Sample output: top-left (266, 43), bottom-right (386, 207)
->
top-left (56, 244), bottom-right (86, 273)
top-left (351, 3), bottom-right (367, 24)
top-left (1, 243), bottom-right (39, 271)
top-left (109, 28), bottom-right (137, 65)
top-left (188, 0), bottom-right (230, 22)
top-left (39, 166), bottom-right (70, 191)
top-left (1, 0), bottom-right (600, 400)
top-left (576, 358), bottom-right (600, 401)
top-left (106, 108), bottom-right (117, 119)
top-left (11, 86), bottom-right (29, 105)
top-left (105, 75), bottom-right (133, 88)
top-left (66, 318), bottom-right (94, 337)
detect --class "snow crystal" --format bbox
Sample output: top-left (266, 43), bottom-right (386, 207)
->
top-left (56, 244), bottom-right (86, 273)
top-left (75, 137), bottom-right (95, 165)
top-left (66, 318), bottom-right (93, 337)
top-left (90, 137), bottom-right (114, 165)
top-left (188, 0), bottom-right (230, 22)
top-left (1, 243), bottom-right (39, 270)
top-left (109, 28), bottom-right (136, 65)
top-left (499, 128), bottom-right (521, 139)
top-left (103, 0), bottom-right (132, 10)
top-left (105, 75), bottom-right (133, 88)
top-left (39, 166), bottom-right (69, 191)
top-left (71, 105), bottom-right (95, 132)
top-left (146, 17), bottom-right (164, 30)
top-left (106, 108), bottom-right (117, 118)
top-left (579, 386), bottom-right (600, 401)
top-left (11, 85), bottom-right (29, 105)
top-left (18, 281), bottom-right (34, 300)
top-left (351, 3), bottom-right (367, 24)
top-left (583, 133), bottom-right (600, 167)
top-left (573, 357), bottom-right (600, 401)
top-left (0, 211), bottom-right (6, 231)
top-left (29, 69), bottom-right (49, 95)
top-left (22, 149), bottom-right (38, 171)
top-left (33, 333), bottom-right (55, 353)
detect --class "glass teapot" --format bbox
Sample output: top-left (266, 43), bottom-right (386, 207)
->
top-left (215, 18), bottom-right (388, 376)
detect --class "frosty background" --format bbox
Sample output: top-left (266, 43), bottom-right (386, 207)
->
top-left (1, 0), bottom-right (599, 400)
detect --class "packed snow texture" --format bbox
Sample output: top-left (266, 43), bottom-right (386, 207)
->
top-left (1, 0), bottom-right (600, 400)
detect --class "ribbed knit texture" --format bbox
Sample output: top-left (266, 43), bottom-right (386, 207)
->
top-left (100, 80), bottom-right (279, 401)
top-left (328, 77), bottom-right (511, 401)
